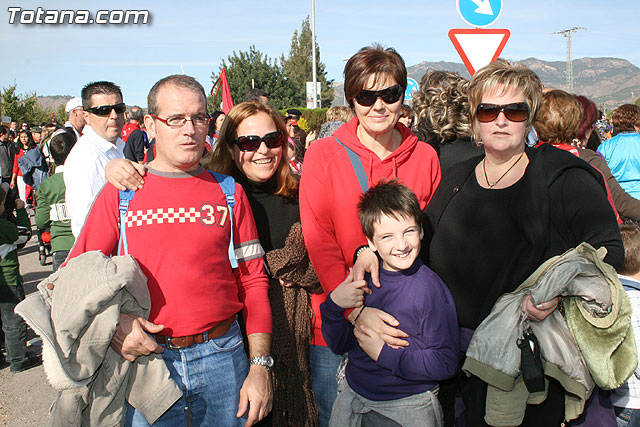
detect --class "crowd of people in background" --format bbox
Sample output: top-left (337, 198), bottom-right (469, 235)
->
top-left (2, 43), bottom-right (640, 427)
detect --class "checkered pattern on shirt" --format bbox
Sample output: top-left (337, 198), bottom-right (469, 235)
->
top-left (126, 207), bottom-right (202, 227)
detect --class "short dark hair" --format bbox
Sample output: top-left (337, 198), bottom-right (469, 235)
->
top-left (619, 221), bottom-right (640, 275)
top-left (128, 106), bottom-right (143, 122)
top-left (0, 126), bottom-right (7, 137)
top-left (81, 81), bottom-right (123, 110)
top-left (210, 111), bottom-right (225, 132)
top-left (244, 88), bottom-right (267, 102)
top-left (50, 129), bottom-right (77, 166)
top-left (147, 74), bottom-right (206, 116)
top-left (344, 44), bottom-right (407, 109)
top-left (358, 179), bottom-right (421, 241)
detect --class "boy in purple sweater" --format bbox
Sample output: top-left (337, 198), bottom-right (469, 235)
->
top-left (321, 180), bottom-right (459, 426)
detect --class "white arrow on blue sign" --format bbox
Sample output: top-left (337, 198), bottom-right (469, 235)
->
top-left (457, 0), bottom-right (503, 28)
top-left (405, 78), bottom-right (419, 101)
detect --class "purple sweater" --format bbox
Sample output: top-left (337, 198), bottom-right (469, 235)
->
top-left (320, 259), bottom-right (459, 401)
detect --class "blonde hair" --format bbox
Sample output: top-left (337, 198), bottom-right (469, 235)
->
top-left (468, 59), bottom-right (542, 142)
top-left (325, 106), bottom-right (354, 123)
top-left (413, 70), bottom-right (471, 143)
top-left (207, 101), bottom-right (298, 198)
top-left (535, 90), bottom-right (583, 144)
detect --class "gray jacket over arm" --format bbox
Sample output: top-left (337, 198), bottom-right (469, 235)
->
top-left (15, 251), bottom-right (182, 426)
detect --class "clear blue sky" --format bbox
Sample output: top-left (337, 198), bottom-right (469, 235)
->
top-left (2, 0), bottom-right (639, 106)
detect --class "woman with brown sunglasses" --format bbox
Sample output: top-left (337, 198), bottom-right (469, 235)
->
top-left (425, 59), bottom-right (623, 426)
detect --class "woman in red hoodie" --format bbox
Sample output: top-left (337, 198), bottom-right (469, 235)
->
top-left (299, 44), bottom-right (441, 426)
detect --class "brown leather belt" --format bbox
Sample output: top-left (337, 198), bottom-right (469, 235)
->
top-left (155, 316), bottom-right (235, 350)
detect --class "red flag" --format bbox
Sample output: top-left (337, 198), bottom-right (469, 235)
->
top-left (210, 69), bottom-right (234, 114)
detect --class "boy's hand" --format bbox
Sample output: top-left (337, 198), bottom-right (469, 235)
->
top-left (15, 199), bottom-right (25, 210)
top-left (330, 269), bottom-right (371, 309)
top-left (354, 324), bottom-right (384, 362)
top-left (352, 247), bottom-right (381, 287)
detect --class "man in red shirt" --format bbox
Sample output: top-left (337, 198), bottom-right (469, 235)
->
top-left (68, 75), bottom-right (273, 426)
top-left (121, 106), bottom-right (143, 142)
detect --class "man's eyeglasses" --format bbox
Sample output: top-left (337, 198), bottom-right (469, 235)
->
top-left (355, 84), bottom-right (404, 107)
top-left (151, 114), bottom-right (210, 128)
top-left (232, 131), bottom-right (284, 152)
top-left (85, 103), bottom-right (126, 116)
top-left (476, 102), bottom-right (530, 123)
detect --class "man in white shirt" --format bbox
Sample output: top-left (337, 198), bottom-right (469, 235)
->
top-left (64, 81), bottom-right (126, 237)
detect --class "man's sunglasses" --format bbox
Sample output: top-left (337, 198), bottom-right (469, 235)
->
top-left (232, 131), bottom-right (284, 152)
top-left (85, 103), bottom-right (126, 116)
top-left (355, 85), bottom-right (403, 107)
top-left (476, 102), bottom-right (530, 123)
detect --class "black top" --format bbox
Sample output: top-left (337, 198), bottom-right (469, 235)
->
top-left (435, 138), bottom-right (485, 175)
top-left (124, 129), bottom-right (147, 162)
top-left (235, 173), bottom-right (300, 253)
top-left (426, 144), bottom-right (624, 330)
top-left (430, 170), bottom-right (525, 329)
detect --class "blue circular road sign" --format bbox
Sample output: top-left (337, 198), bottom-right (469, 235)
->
top-left (405, 78), bottom-right (419, 101)
top-left (457, 0), bottom-right (503, 28)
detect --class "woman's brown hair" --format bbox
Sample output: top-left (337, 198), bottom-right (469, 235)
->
top-left (207, 101), bottom-right (298, 198)
top-left (343, 44), bottom-right (407, 109)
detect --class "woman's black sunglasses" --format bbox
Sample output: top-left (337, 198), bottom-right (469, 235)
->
top-left (355, 85), bottom-right (404, 107)
top-left (232, 130), bottom-right (284, 152)
top-left (476, 102), bottom-right (530, 123)
top-left (85, 102), bottom-right (127, 116)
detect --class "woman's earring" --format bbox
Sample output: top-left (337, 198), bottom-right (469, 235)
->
top-left (472, 134), bottom-right (483, 146)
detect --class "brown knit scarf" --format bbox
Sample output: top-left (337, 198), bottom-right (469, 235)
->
top-left (265, 222), bottom-right (322, 427)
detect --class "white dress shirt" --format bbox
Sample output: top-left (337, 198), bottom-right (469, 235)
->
top-left (64, 125), bottom-right (125, 237)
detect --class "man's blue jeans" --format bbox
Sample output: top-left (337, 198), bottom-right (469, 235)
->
top-left (616, 406), bottom-right (640, 427)
top-left (126, 320), bottom-right (249, 427)
top-left (309, 344), bottom-right (342, 427)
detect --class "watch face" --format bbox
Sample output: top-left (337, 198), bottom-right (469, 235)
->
top-left (252, 355), bottom-right (274, 369)
top-left (265, 356), bottom-right (274, 367)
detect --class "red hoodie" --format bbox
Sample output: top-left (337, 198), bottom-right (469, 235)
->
top-left (300, 117), bottom-right (441, 345)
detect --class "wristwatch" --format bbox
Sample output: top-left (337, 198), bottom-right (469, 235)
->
top-left (250, 355), bottom-right (274, 371)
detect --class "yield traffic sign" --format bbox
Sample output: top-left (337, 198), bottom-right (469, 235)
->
top-left (449, 28), bottom-right (510, 76)
top-left (457, 0), bottom-right (503, 28)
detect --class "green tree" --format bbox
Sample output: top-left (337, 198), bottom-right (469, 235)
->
top-left (1, 84), bottom-right (50, 125)
top-left (53, 103), bottom-right (67, 125)
top-left (210, 45), bottom-right (297, 110)
top-left (280, 16), bottom-right (334, 108)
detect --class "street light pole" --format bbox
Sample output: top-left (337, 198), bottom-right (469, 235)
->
top-left (311, 0), bottom-right (318, 108)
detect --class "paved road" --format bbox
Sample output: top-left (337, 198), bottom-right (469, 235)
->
top-left (0, 219), bottom-right (57, 427)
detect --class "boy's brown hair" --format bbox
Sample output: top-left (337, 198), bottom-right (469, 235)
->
top-left (358, 179), bottom-right (421, 240)
top-left (619, 221), bottom-right (640, 276)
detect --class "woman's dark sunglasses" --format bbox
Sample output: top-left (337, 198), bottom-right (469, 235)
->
top-left (85, 102), bottom-right (127, 116)
top-left (476, 102), bottom-right (530, 123)
top-left (355, 85), bottom-right (403, 107)
top-left (232, 130), bottom-right (283, 152)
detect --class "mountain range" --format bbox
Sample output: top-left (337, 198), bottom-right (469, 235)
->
top-left (331, 57), bottom-right (640, 111)
top-left (35, 57), bottom-right (640, 112)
